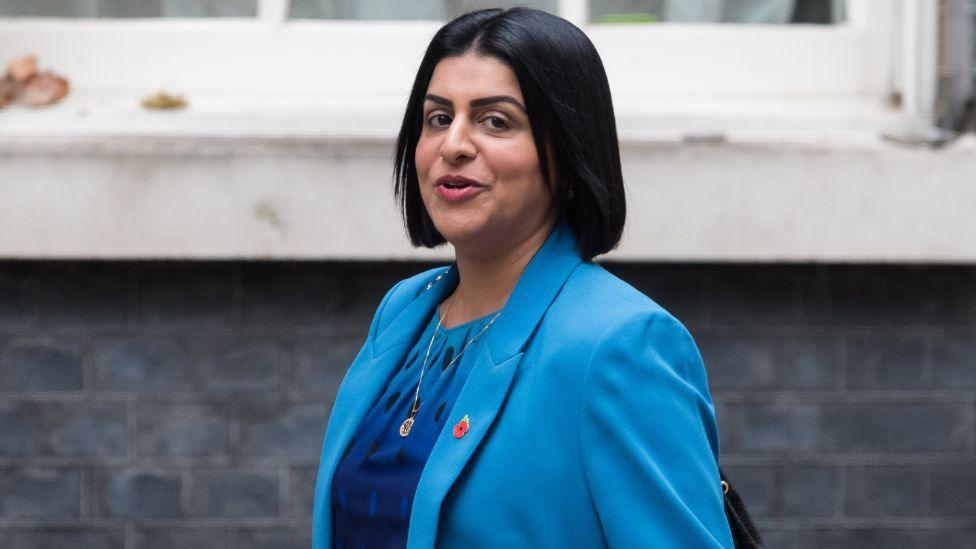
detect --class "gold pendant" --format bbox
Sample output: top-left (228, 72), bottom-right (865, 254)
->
top-left (399, 417), bottom-right (414, 437)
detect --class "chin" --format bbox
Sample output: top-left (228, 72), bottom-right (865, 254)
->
top-left (434, 216), bottom-right (487, 245)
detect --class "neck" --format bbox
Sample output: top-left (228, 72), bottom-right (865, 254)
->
top-left (441, 215), bottom-right (559, 327)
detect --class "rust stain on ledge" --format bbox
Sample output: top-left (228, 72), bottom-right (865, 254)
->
top-left (253, 199), bottom-right (286, 233)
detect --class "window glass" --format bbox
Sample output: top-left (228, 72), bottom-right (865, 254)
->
top-left (289, 0), bottom-right (557, 21)
top-left (0, 0), bottom-right (257, 17)
top-left (589, 0), bottom-right (845, 24)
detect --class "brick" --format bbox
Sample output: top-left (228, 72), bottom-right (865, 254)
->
top-left (717, 464), bottom-right (775, 518)
top-left (799, 527), bottom-right (976, 549)
top-left (0, 400), bottom-right (44, 455)
top-left (930, 463), bottom-right (976, 517)
top-left (130, 527), bottom-right (230, 549)
top-left (135, 401), bottom-right (231, 457)
top-left (238, 400), bottom-right (329, 458)
top-left (93, 337), bottom-right (200, 391)
top-left (133, 262), bottom-right (234, 326)
top-left (0, 528), bottom-right (123, 549)
top-left (931, 335), bottom-right (976, 389)
top-left (820, 402), bottom-right (970, 453)
top-left (0, 400), bottom-right (126, 457)
top-left (717, 401), bottom-right (820, 454)
top-left (0, 263), bottom-right (38, 326)
top-left (238, 261), bottom-right (420, 327)
top-left (844, 465), bottom-right (928, 517)
top-left (754, 528), bottom-right (795, 549)
top-left (48, 402), bottom-right (128, 457)
top-left (287, 332), bottom-right (364, 394)
top-left (33, 263), bottom-right (129, 327)
top-left (800, 266), bottom-right (976, 327)
top-left (95, 335), bottom-right (282, 393)
top-left (286, 466), bottom-right (317, 519)
top-left (699, 331), bottom-right (842, 391)
top-left (0, 466), bottom-right (80, 519)
top-left (3, 257), bottom-right (975, 546)
top-left (778, 464), bottom-right (841, 518)
top-left (708, 265), bottom-right (800, 326)
top-left (189, 469), bottom-right (278, 518)
top-left (205, 337), bottom-right (281, 392)
top-left (234, 528), bottom-right (310, 549)
top-left (237, 264), bottom-right (345, 327)
top-left (0, 338), bottom-right (84, 391)
top-left (845, 333), bottom-right (928, 390)
top-left (600, 263), bottom-right (709, 327)
top-left (94, 467), bottom-right (183, 519)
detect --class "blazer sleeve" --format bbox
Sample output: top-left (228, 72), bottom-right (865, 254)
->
top-left (579, 309), bottom-right (734, 548)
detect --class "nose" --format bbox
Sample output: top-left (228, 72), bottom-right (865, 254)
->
top-left (439, 117), bottom-right (477, 162)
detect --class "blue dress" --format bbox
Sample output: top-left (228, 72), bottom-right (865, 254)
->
top-left (331, 305), bottom-right (501, 549)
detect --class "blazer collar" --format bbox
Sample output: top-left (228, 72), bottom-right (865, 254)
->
top-left (315, 216), bottom-right (583, 549)
top-left (373, 214), bottom-right (584, 362)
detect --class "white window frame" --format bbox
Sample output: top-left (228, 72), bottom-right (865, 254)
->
top-left (0, 0), bottom-right (938, 139)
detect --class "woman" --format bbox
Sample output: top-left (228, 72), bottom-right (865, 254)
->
top-left (313, 7), bottom-right (733, 549)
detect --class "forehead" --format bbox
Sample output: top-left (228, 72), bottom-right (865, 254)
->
top-left (427, 53), bottom-right (523, 100)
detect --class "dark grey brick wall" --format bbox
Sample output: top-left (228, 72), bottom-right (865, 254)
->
top-left (1, 260), bottom-right (974, 548)
top-left (0, 260), bottom-right (419, 549)
top-left (610, 263), bottom-right (976, 548)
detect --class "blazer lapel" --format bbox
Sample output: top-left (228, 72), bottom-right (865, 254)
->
top-left (315, 216), bottom-right (582, 549)
top-left (314, 262), bottom-right (457, 548)
top-left (406, 217), bottom-right (583, 548)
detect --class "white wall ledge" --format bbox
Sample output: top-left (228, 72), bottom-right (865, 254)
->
top-left (2, 132), bottom-right (974, 263)
top-left (0, 89), bottom-right (927, 141)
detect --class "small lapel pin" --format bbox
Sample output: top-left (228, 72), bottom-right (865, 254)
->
top-left (426, 270), bottom-right (449, 291)
top-left (453, 414), bottom-right (470, 439)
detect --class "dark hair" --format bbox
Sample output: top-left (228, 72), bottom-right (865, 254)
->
top-left (393, 7), bottom-right (625, 262)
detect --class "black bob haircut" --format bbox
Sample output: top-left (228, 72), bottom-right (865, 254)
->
top-left (393, 7), bottom-right (626, 263)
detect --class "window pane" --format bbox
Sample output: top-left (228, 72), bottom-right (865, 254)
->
top-left (0, 0), bottom-right (257, 17)
top-left (589, 0), bottom-right (845, 24)
top-left (289, 0), bottom-right (557, 21)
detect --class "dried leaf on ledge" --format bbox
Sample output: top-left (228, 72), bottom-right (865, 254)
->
top-left (7, 54), bottom-right (37, 83)
top-left (0, 76), bottom-right (17, 108)
top-left (141, 91), bottom-right (188, 110)
top-left (22, 71), bottom-right (70, 107)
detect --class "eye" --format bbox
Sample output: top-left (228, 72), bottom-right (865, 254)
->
top-left (482, 115), bottom-right (511, 131)
top-left (424, 113), bottom-right (451, 129)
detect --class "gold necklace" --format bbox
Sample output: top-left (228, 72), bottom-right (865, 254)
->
top-left (398, 295), bottom-right (501, 437)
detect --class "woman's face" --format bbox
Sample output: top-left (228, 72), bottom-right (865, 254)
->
top-left (415, 52), bottom-right (558, 256)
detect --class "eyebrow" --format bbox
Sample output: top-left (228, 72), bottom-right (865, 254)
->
top-left (424, 93), bottom-right (526, 114)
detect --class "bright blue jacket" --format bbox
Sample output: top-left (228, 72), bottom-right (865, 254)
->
top-left (313, 217), bottom-right (734, 548)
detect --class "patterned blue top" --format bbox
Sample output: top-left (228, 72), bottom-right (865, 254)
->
top-left (331, 304), bottom-right (501, 549)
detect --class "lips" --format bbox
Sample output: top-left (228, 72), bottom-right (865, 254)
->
top-left (434, 175), bottom-right (487, 203)
top-left (435, 175), bottom-right (484, 189)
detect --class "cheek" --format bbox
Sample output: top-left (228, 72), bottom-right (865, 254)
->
top-left (493, 147), bottom-right (542, 189)
top-left (414, 137), bottom-right (436, 176)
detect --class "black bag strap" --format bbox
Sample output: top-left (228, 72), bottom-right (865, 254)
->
top-left (719, 468), bottom-right (764, 549)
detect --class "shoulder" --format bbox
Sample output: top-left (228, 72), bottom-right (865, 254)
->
top-left (522, 261), bottom-right (708, 398)
top-left (568, 264), bottom-right (722, 465)
top-left (573, 269), bottom-right (728, 547)
top-left (555, 261), bottom-right (695, 349)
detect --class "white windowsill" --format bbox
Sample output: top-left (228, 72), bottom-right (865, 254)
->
top-left (2, 91), bottom-right (969, 264)
top-left (0, 89), bottom-right (929, 143)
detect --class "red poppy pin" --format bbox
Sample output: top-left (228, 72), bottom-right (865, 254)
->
top-left (453, 415), bottom-right (470, 439)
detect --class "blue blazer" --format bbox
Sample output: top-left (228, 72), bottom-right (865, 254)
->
top-left (313, 217), bottom-right (734, 548)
